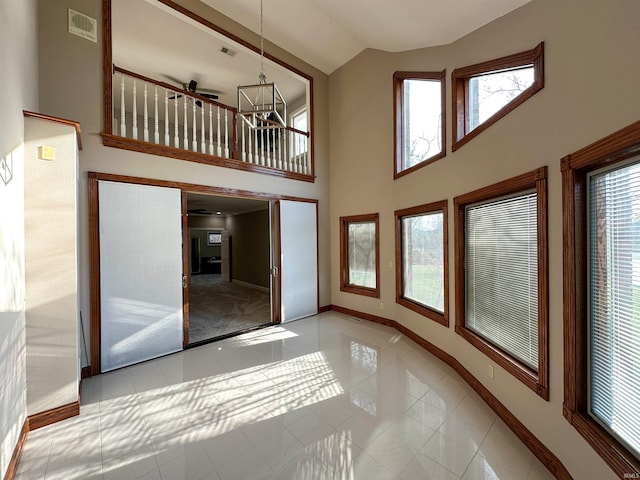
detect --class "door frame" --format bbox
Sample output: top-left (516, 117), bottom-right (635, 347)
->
top-left (88, 171), bottom-right (319, 375)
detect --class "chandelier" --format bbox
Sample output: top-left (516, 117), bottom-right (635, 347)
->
top-left (237, 0), bottom-right (286, 130)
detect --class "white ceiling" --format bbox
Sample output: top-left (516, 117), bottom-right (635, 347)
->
top-left (187, 192), bottom-right (269, 217)
top-left (200, 0), bottom-right (532, 74)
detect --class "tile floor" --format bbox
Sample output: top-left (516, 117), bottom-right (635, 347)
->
top-left (15, 312), bottom-right (556, 480)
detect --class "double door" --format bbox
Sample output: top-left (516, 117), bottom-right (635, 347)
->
top-left (97, 180), bottom-right (317, 372)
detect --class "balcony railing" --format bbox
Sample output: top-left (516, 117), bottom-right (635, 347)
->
top-left (105, 66), bottom-right (312, 181)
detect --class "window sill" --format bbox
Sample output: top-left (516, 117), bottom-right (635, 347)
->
top-left (456, 325), bottom-right (548, 400)
top-left (397, 296), bottom-right (448, 327)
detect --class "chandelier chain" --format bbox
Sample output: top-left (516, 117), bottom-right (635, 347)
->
top-left (259, 0), bottom-right (265, 83)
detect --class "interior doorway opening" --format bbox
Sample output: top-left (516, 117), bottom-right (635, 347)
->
top-left (185, 192), bottom-right (273, 345)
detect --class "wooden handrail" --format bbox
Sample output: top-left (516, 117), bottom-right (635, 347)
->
top-left (113, 65), bottom-right (237, 113)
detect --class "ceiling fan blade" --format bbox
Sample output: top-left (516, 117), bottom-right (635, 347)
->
top-left (167, 94), bottom-right (183, 100)
top-left (201, 93), bottom-right (219, 100)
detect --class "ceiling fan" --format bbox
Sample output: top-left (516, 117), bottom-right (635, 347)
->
top-left (164, 74), bottom-right (222, 107)
top-left (187, 207), bottom-right (213, 215)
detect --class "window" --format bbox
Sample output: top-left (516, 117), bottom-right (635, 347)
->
top-left (562, 120), bottom-right (640, 477)
top-left (394, 71), bottom-right (446, 178)
top-left (454, 167), bottom-right (548, 398)
top-left (395, 201), bottom-right (448, 326)
top-left (452, 43), bottom-right (544, 151)
top-left (340, 214), bottom-right (380, 298)
top-left (290, 106), bottom-right (308, 157)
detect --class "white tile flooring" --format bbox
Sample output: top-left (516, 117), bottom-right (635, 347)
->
top-left (15, 312), bottom-right (556, 480)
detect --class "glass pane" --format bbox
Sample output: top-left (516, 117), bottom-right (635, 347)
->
top-left (588, 160), bottom-right (640, 459)
top-left (348, 222), bottom-right (376, 288)
top-left (465, 192), bottom-right (538, 369)
top-left (402, 212), bottom-right (444, 312)
top-left (468, 66), bottom-right (534, 131)
top-left (292, 110), bottom-right (307, 132)
top-left (402, 79), bottom-right (442, 170)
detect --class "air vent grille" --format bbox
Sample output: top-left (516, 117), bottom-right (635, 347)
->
top-left (68, 8), bottom-right (97, 43)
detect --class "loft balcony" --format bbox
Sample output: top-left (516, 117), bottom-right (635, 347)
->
top-left (101, 66), bottom-right (313, 182)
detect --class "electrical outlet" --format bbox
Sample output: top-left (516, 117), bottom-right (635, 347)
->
top-left (488, 365), bottom-right (494, 379)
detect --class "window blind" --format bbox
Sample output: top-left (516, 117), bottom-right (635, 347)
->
top-left (465, 192), bottom-right (538, 370)
top-left (588, 161), bottom-right (640, 459)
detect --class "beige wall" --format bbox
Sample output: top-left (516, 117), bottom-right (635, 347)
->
top-left (24, 117), bottom-right (79, 416)
top-left (227, 209), bottom-right (271, 288)
top-left (328, 0), bottom-right (640, 478)
top-left (0, 0), bottom-right (38, 476)
top-left (37, 0), bottom-right (331, 367)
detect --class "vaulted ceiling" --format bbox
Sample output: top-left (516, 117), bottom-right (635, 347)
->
top-left (200, 0), bottom-right (532, 74)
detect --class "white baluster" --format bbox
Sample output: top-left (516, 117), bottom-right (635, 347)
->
top-left (256, 122), bottom-right (262, 164)
top-left (208, 105), bottom-right (214, 155)
top-left (143, 82), bottom-right (149, 142)
top-left (120, 74), bottom-right (126, 137)
top-left (224, 109), bottom-right (229, 158)
top-left (216, 107), bottom-right (221, 157)
top-left (154, 86), bottom-right (159, 144)
top-left (201, 103), bottom-right (206, 153)
top-left (183, 97), bottom-right (188, 150)
top-left (174, 91), bottom-right (179, 148)
top-left (277, 130), bottom-right (283, 170)
top-left (247, 122), bottom-right (253, 163)
top-left (266, 128), bottom-right (271, 168)
top-left (241, 122), bottom-right (246, 162)
top-left (164, 89), bottom-right (170, 146)
top-left (192, 99), bottom-right (197, 151)
top-left (132, 79), bottom-right (138, 140)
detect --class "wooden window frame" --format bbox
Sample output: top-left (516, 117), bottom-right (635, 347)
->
top-left (451, 43), bottom-right (544, 152)
top-left (340, 213), bottom-right (380, 298)
top-left (395, 200), bottom-right (449, 326)
top-left (562, 121), bottom-right (640, 478)
top-left (394, 71), bottom-right (446, 179)
top-left (454, 167), bottom-right (549, 399)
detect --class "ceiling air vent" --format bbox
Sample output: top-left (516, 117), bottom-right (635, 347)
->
top-left (68, 8), bottom-right (97, 43)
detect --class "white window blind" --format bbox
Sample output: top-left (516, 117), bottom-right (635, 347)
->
top-left (465, 192), bottom-right (538, 370)
top-left (588, 161), bottom-right (640, 459)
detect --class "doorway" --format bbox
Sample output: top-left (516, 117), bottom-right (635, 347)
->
top-left (89, 172), bottom-right (319, 374)
top-left (185, 192), bottom-right (273, 345)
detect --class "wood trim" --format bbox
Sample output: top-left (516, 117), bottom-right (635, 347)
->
top-left (23, 110), bottom-right (83, 150)
top-left (339, 213), bottom-right (380, 298)
top-left (88, 171), bottom-right (320, 204)
top-left (393, 70), bottom-right (446, 179)
top-left (103, 0), bottom-right (113, 135)
top-left (394, 200), bottom-right (449, 326)
top-left (181, 191), bottom-right (189, 348)
top-left (452, 42), bottom-right (544, 152)
top-left (318, 305), bottom-right (332, 313)
top-left (453, 167), bottom-right (549, 400)
top-left (327, 304), bottom-right (572, 480)
top-left (88, 173), bottom-right (101, 376)
top-left (81, 366), bottom-right (91, 379)
top-left (563, 120), bottom-right (640, 171)
top-left (3, 420), bottom-right (28, 480)
top-left (27, 401), bottom-right (80, 431)
top-left (562, 121), bottom-right (640, 477)
top-left (315, 202), bottom-right (321, 314)
top-left (101, 133), bottom-right (316, 183)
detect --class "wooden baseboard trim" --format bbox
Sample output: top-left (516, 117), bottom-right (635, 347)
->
top-left (81, 366), bottom-right (91, 380)
top-left (27, 401), bottom-right (80, 432)
top-left (318, 304), bottom-right (332, 313)
top-left (328, 304), bottom-right (572, 480)
top-left (3, 419), bottom-right (28, 480)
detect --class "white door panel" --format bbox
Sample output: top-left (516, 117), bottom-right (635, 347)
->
top-left (99, 181), bottom-right (183, 372)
